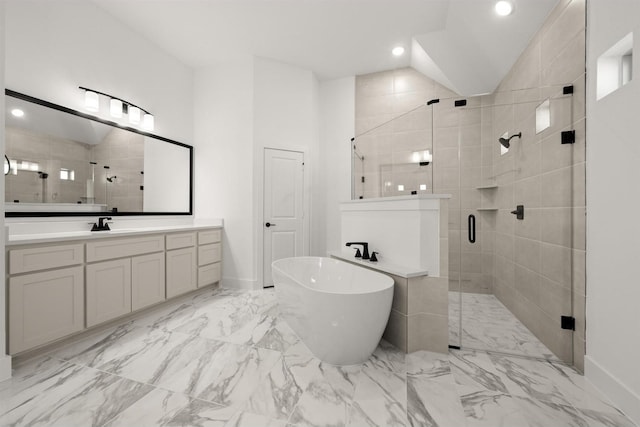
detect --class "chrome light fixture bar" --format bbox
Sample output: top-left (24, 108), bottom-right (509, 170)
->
top-left (79, 86), bottom-right (154, 131)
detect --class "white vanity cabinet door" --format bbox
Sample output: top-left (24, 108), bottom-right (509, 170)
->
top-left (166, 247), bottom-right (197, 298)
top-left (9, 266), bottom-right (84, 354)
top-left (86, 259), bottom-right (132, 327)
top-left (132, 252), bottom-right (166, 311)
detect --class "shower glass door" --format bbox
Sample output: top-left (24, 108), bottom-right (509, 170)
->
top-left (442, 85), bottom-right (579, 364)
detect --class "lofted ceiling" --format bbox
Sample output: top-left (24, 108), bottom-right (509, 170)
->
top-left (93, 0), bottom-right (560, 96)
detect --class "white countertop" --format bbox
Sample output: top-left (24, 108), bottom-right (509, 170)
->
top-left (328, 250), bottom-right (429, 279)
top-left (6, 222), bottom-right (223, 246)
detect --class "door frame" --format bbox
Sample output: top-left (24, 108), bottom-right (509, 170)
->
top-left (256, 145), bottom-right (311, 288)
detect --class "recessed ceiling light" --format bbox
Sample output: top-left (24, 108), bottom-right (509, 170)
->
top-left (495, 1), bottom-right (513, 16)
top-left (392, 46), bottom-right (405, 57)
top-left (11, 108), bottom-right (25, 118)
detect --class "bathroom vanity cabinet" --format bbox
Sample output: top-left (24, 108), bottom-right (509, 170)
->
top-left (6, 226), bottom-right (222, 355)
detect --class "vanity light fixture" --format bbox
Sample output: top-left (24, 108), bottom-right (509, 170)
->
top-left (128, 106), bottom-right (141, 125)
top-left (495, 0), bottom-right (514, 16)
top-left (142, 113), bottom-right (155, 131)
top-left (84, 90), bottom-right (100, 112)
top-left (79, 86), bottom-right (154, 131)
top-left (110, 98), bottom-right (123, 118)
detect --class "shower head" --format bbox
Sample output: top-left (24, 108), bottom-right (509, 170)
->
top-left (498, 132), bottom-right (522, 149)
top-left (106, 176), bottom-right (117, 183)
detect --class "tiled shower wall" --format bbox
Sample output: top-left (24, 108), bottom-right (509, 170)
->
top-left (354, 0), bottom-right (586, 368)
top-left (353, 68), bottom-right (456, 199)
top-left (490, 0), bottom-right (586, 368)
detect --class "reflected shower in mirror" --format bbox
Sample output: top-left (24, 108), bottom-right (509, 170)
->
top-left (4, 90), bottom-right (193, 216)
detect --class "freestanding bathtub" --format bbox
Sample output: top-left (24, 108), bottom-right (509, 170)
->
top-left (272, 256), bottom-right (394, 365)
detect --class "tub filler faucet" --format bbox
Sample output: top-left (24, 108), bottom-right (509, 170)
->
top-left (345, 242), bottom-right (370, 260)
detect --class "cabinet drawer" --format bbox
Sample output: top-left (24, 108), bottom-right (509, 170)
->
top-left (198, 229), bottom-right (222, 245)
top-left (86, 235), bottom-right (164, 262)
top-left (166, 232), bottom-right (196, 250)
top-left (198, 262), bottom-right (221, 288)
top-left (9, 243), bottom-right (84, 274)
top-left (9, 266), bottom-right (84, 354)
top-left (198, 243), bottom-right (221, 266)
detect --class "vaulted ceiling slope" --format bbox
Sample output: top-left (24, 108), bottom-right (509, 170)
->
top-left (93, 0), bottom-right (559, 96)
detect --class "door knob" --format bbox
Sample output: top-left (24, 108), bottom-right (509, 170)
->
top-left (265, 222), bottom-right (276, 228)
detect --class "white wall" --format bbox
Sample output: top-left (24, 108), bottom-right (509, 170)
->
top-left (0, 1), bottom-right (12, 382)
top-left (4, 0), bottom-right (194, 144)
top-left (585, 1), bottom-right (640, 424)
top-left (194, 57), bottom-right (321, 288)
top-left (318, 77), bottom-right (355, 254)
top-left (193, 59), bottom-right (256, 288)
top-left (252, 57), bottom-right (320, 285)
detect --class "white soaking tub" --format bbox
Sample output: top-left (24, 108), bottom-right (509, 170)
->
top-left (272, 256), bottom-right (394, 365)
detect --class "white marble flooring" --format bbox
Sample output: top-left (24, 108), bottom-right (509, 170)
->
top-left (449, 292), bottom-right (559, 361)
top-left (0, 287), bottom-right (635, 427)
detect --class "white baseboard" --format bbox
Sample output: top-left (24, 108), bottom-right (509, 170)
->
top-left (0, 354), bottom-right (12, 383)
top-left (585, 355), bottom-right (640, 426)
top-left (221, 277), bottom-right (261, 290)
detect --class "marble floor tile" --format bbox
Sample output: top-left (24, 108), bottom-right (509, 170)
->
top-left (255, 319), bottom-right (300, 353)
top-left (448, 292), bottom-right (559, 361)
top-left (1, 362), bottom-right (153, 427)
top-left (102, 388), bottom-right (195, 427)
top-left (225, 411), bottom-right (288, 427)
top-left (348, 365), bottom-right (407, 427)
top-left (365, 339), bottom-right (406, 374)
top-left (407, 373), bottom-right (467, 427)
top-left (163, 398), bottom-right (239, 427)
top-left (287, 380), bottom-right (350, 427)
top-left (245, 356), bottom-right (306, 421)
top-left (1, 287), bottom-right (635, 427)
top-left (406, 350), bottom-right (451, 379)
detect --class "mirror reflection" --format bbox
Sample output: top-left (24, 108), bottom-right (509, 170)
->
top-left (4, 91), bottom-right (192, 215)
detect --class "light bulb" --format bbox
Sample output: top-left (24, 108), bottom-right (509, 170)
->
top-left (495, 1), bottom-right (513, 16)
top-left (110, 99), bottom-right (123, 118)
top-left (11, 109), bottom-right (24, 118)
top-left (128, 106), bottom-right (141, 124)
top-left (142, 113), bottom-right (154, 131)
top-left (392, 46), bottom-right (405, 56)
top-left (85, 91), bottom-right (99, 112)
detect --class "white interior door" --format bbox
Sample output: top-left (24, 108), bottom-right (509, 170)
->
top-left (263, 148), bottom-right (304, 287)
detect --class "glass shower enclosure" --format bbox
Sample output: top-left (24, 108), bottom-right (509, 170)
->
top-left (352, 83), bottom-right (581, 364)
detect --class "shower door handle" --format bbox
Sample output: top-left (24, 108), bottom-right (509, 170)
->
top-left (468, 214), bottom-right (476, 243)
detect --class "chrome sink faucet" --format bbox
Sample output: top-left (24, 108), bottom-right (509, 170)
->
top-left (345, 242), bottom-right (370, 260)
top-left (91, 216), bottom-right (112, 231)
